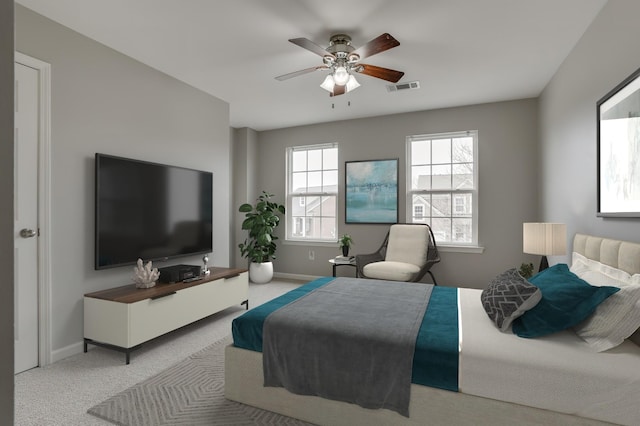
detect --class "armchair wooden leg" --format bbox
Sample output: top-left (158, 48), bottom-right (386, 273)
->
top-left (427, 271), bottom-right (438, 286)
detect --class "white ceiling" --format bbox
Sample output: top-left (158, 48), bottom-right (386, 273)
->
top-left (16, 0), bottom-right (607, 131)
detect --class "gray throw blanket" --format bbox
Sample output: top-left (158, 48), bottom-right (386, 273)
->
top-left (262, 278), bottom-right (433, 417)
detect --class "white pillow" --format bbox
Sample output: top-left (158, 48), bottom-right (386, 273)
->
top-left (569, 252), bottom-right (594, 277)
top-left (571, 252), bottom-right (632, 282)
top-left (571, 252), bottom-right (640, 352)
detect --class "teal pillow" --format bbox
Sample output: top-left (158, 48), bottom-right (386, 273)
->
top-left (512, 264), bottom-right (619, 338)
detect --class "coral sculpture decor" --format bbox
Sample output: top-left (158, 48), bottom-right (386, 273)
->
top-left (133, 258), bottom-right (160, 289)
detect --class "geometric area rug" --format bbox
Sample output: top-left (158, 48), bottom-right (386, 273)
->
top-left (87, 335), bottom-right (314, 425)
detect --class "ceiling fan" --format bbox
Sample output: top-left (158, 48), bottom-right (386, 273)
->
top-left (276, 33), bottom-right (404, 97)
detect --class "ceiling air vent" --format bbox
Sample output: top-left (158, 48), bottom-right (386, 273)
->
top-left (387, 81), bottom-right (420, 93)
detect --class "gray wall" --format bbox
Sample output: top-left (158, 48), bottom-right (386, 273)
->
top-left (253, 99), bottom-right (539, 289)
top-left (15, 5), bottom-right (231, 359)
top-left (232, 127), bottom-right (259, 268)
top-left (539, 0), bottom-right (640, 262)
top-left (0, 0), bottom-right (14, 421)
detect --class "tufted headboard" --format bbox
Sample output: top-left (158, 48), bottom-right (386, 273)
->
top-left (573, 233), bottom-right (640, 275)
top-left (573, 233), bottom-right (640, 347)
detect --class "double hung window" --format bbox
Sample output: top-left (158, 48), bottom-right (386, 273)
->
top-left (286, 143), bottom-right (338, 242)
top-left (406, 131), bottom-right (478, 246)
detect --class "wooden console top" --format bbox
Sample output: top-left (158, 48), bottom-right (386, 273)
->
top-left (84, 267), bottom-right (248, 304)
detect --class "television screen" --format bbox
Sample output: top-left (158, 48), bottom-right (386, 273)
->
top-left (95, 153), bottom-right (213, 269)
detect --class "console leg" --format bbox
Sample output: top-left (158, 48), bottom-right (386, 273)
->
top-left (83, 340), bottom-right (88, 353)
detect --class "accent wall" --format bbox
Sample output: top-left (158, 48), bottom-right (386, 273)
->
top-left (251, 99), bottom-right (539, 289)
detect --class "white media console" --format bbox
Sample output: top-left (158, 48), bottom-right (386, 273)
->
top-left (84, 267), bottom-right (248, 364)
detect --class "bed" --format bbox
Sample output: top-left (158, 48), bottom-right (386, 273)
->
top-left (225, 234), bottom-right (640, 425)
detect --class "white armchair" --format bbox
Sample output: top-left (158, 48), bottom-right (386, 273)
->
top-left (355, 224), bottom-right (440, 284)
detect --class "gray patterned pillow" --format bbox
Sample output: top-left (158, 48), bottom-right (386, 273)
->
top-left (481, 268), bottom-right (542, 332)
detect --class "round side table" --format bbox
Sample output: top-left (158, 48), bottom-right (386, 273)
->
top-left (328, 258), bottom-right (359, 277)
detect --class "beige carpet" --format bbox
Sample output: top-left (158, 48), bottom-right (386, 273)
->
top-left (88, 335), bottom-right (313, 425)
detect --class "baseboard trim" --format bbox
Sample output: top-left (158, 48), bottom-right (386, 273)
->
top-left (50, 341), bottom-right (84, 364)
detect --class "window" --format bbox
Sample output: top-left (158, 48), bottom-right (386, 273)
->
top-left (414, 205), bottom-right (424, 219)
top-left (406, 131), bottom-right (478, 246)
top-left (286, 143), bottom-right (338, 242)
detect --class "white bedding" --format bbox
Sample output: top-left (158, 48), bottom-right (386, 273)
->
top-left (459, 287), bottom-right (640, 426)
top-left (226, 234), bottom-right (640, 425)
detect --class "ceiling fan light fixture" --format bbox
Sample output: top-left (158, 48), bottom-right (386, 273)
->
top-left (333, 66), bottom-right (350, 85)
top-left (320, 74), bottom-right (336, 92)
top-left (278, 33), bottom-right (402, 97)
top-left (345, 74), bottom-right (360, 92)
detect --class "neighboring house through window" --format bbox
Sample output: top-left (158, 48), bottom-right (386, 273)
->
top-left (406, 131), bottom-right (478, 246)
top-left (414, 204), bottom-right (424, 219)
top-left (286, 143), bottom-right (338, 242)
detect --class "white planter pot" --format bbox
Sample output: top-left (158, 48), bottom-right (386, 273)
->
top-left (249, 261), bottom-right (273, 284)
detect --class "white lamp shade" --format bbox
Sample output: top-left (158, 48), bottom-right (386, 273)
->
top-left (523, 223), bottom-right (567, 256)
top-left (320, 74), bottom-right (335, 92)
top-left (345, 74), bottom-right (360, 92)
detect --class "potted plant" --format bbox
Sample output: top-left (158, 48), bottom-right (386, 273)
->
top-left (519, 262), bottom-right (534, 279)
top-left (338, 234), bottom-right (354, 257)
top-left (238, 191), bottom-right (286, 283)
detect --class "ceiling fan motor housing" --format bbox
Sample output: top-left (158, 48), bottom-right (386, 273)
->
top-left (325, 34), bottom-right (360, 71)
top-left (327, 34), bottom-right (354, 52)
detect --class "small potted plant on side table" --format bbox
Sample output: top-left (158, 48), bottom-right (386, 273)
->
top-left (338, 234), bottom-right (354, 257)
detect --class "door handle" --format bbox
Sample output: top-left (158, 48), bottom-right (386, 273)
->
top-left (20, 228), bottom-right (37, 238)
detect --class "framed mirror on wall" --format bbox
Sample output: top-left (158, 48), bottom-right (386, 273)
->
top-left (597, 66), bottom-right (640, 217)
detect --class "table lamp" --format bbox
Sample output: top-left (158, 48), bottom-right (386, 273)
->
top-left (523, 223), bottom-right (567, 272)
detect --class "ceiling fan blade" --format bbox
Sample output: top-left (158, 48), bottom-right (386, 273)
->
top-left (356, 64), bottom-right (404, 83)
top-left (289, 38), bottom-right (335, 58)
top-left (351, 33), bottom-right (400, 60)
top-left (275, 65), bottom-right (329, 81)
top-left (330, 85), bottom-right (346, 97)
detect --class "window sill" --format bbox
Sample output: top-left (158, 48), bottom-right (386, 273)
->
top-left (284, 240), bottom-right (484, 253)
top-left (438, 245), bottom-right (485, 254)
top-left (284, 239), bottom-right (337, 248)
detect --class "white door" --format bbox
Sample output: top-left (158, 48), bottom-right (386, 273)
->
top-left (14, 62), bottom-right (40, 374)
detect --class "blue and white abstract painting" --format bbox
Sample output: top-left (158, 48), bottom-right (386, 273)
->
top-left (345, 159), bottom-right (398, 223)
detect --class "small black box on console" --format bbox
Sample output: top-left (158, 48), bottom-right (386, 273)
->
top-left (157, 264), bottom-right (202, 283)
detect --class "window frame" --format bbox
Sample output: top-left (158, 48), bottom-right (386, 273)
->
top-left (406, 130), bottom-right (479, 248)
top-left (285, 143), bottom-right (339, 243)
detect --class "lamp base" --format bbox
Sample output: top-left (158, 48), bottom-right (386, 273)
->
top-left (539, 255), bottom-right (549, 272)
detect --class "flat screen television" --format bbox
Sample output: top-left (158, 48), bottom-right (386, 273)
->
top-left (95, 153), bottom-right (213, 270)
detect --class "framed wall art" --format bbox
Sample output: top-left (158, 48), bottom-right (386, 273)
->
top-left (345, 158), bottom-right (398, 224)
top-left (597, 66), bottom-right (640, 217)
